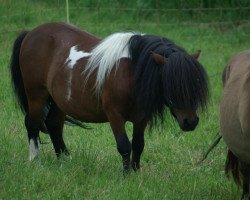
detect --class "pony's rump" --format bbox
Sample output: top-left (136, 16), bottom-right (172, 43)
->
top-left (10, 31), bottom-right (88, 132)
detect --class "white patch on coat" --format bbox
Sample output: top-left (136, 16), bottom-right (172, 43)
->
top-left (65, 45), bottom-right (92, 69)
top-left (29, 138), bottom-right (39, 161)
top-left (66, 73), bottom-right (73, 101)
top-left (65, 45), bottom-right (92, 100)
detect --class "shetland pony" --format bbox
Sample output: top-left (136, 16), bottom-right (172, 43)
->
top-left (221, 50), bottom-right (250, 198)
top-left (10, 22), bottom-right (208, 172)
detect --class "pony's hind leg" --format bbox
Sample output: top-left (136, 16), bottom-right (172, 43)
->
top-left (25, 114), bottom-right (40, 161)
top-left (45, 101), bottom-right (69, 158)
top-left (25, 98), bottom-right (48, 161)
top-left (240, 161), bottom-right (250, 199)
top-left (131, 121), bottom-right (147, 171)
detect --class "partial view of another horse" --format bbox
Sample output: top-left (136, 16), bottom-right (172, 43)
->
top-left (220, 50), bottom-right (250, 199)
top-left (10, 22), bottom-right (209, 173)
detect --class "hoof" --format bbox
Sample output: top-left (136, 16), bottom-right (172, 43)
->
top-left (29, 153), bottom-right (39, 161)
top-left (131, 162), bottom-right (140, 171)
top-left (57, 152), bottom-right (72, 160)
top-left (65, 154), bottom-right (72, 160)
top-left (123, 168), bottom-right (131, 177)
top-left (241, 194), bottom-right (250, 200)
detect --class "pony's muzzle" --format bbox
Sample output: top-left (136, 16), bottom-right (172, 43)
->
top-left (170, 107), bottom-right (199, 132)
top-left (182, 117), bottom-right (199, 131)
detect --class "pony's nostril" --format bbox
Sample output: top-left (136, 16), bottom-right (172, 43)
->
top-left (182, 117), bottom-right (198, 131)
top-left (195, 117), bottom-right (199, 124)
top-left (183, 118), bottom-right (199, 127)
top-left (183, 119), bottom-right (189, 126)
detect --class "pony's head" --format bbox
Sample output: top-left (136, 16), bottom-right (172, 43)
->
top-left (129, 34), bottom-right (208, 131)
top-left (152, 50), bottom-right (208, 131)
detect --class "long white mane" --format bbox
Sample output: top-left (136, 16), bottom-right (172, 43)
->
top-left (85, 32), bottom-right (138, 97)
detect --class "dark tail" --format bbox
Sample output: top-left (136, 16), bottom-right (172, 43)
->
top-left (65, 116), bottom-right (92, 129)
top-left (10, 31), bottom-right (29, 114)
top-left (42, 101), bottom-right (91, 130)
top-left (197, 134), bottom-right (222, 164)
top-left (41, 103), bottom-right (92, 133)
top-left (225, 149), bottom-right (242, 186)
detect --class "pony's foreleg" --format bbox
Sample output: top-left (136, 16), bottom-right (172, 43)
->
top-left (45, 102), bottom-right (69, 158)
top-left (107, 112), bottom-right (131, 173)
top-left (240, 161), bottom-right (250, 199)
top-left (131, 121), bottom-right (147, 171)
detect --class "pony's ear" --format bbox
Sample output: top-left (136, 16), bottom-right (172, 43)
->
top-left (151, 52), bottom-right (168, 65)
top-left (191, 50), bottom-right (201, 60)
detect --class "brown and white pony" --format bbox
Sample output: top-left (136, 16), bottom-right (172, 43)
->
top-left (10, 22), bottom-right (208, 173)
top-left (221, 50), bottom-right (250, 199)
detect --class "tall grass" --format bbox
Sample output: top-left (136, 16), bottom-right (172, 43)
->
top-left (0, 0), bottom-right (249, 199)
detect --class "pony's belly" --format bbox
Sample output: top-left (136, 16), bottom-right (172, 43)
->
top-left (48, 64), bottom-right (108, 123)
top-left (66, 108), bottom-right (108, 123)
top-left (49, 84), bottom-right (108, 123)
top-left (58, 97), bottom-right (108, 123)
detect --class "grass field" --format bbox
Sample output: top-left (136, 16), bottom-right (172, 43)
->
top-left (0, 0), bottom-right (250, 199)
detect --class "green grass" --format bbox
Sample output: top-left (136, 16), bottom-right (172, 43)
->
top-left (1, 0), bottom-right (250, 199)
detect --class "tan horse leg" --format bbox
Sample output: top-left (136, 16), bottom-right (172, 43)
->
top-left (107, 111), bottom-right (131, 173)
top-left (131, 121), bottom-right (147, 171)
